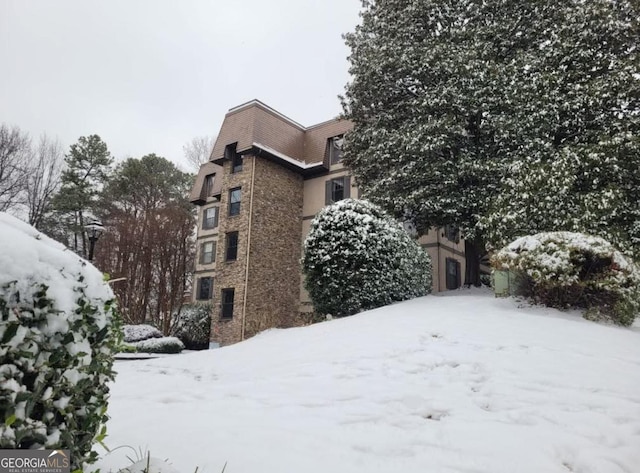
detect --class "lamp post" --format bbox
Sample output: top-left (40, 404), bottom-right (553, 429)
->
top-left (85, 220), bottom-right (105, 262)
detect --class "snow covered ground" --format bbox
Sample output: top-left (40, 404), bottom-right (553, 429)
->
top-left (93, 290), bottom-right (640, 473)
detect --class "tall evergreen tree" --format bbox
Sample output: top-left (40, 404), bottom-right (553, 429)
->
top-left (50, 135), bottom-right (112, 256)
top-left (342, 0), bottom-right (518, 285)
top-left (342, 0), bottom-right (640, 282)
top-left (479, 0), bottom-right (640, 256)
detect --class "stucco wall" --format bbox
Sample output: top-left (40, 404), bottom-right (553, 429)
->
top-left (302, 167), bottom-right (354, 217)
top-left (418, 228), bottom-right (466, 292)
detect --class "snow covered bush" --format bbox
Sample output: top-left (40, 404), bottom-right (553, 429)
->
top-left (129, 337), bottom-right (184, 354)
top-left (172, 303), bottom-right (211, 350)
top-left (492, 232), bottom-right (640, 326)
top-left (123, 324), bottom-right (163, 343)
top-left (121, 324), bottom-right (183, 353)
top-left (0, 213), bottom-right (119, 469)
top-left (302, 199), bottom-right (432, 317)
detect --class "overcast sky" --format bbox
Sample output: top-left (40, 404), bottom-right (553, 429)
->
top-left (0, 0), bottom-right (361, 171)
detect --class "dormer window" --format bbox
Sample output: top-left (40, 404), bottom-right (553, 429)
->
top-left (224, 142), bottom-right (243, 173)
top-left (329, 136), bottom-right (344, 164)
top-left (205, 174), bottom-right (215, 197)
top-left (232, 153), bottom-right (243, 173)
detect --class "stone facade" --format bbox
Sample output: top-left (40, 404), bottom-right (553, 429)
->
top-left (243, 158), bottom-right (304, 338)
top-left (211, 157), bottom-right (254, 345)
top-left (210, 154), bottom-right (304, 345)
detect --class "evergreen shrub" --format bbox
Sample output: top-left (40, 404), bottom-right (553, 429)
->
top-left (123, 324), bottom-right (162, 343)
top-left (171, 303), bottom-right (211, 350)
top-left (492, 231), bottom-right (640, 326)
top-left (128, 337), bottom-right (184, 354)
top-left (0, 213), bottom-right (119, 470)
top-left (302, 199), bottom-right (432, 317)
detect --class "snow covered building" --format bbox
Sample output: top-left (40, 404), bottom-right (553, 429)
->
top-left (189, 100), bottom-right (466, 346)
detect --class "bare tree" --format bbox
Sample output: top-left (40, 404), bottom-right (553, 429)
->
top-left (25, 135), bottom-right (64, 229)
top-left (95, 154), bottom-right (195, 332)
top-left (182, 135), bottom-right (215, 171)
top-left (0, 124), bottom-right (30, 212)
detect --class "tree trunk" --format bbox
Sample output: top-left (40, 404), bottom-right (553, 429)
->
top-left (79, 210), bottom-right (87, 258)
top-left (464, 239), bottom-right (482, 287)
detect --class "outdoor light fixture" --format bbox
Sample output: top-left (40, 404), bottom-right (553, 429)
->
top-left (85, 220), bottom-right (105, 262)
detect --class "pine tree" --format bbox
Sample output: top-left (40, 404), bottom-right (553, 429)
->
top-left (49, 135), bottom-right (113, 256)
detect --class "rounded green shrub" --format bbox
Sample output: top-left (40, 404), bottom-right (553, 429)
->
top-left (123, 324), bottom-right (162, 343)
top-left (128, 337), bottom-right (184, 354)
top-left (0, 213), bottom-right (119, 470)
top-left (302, 199), bottom-right (432, 317)
top-left (492, 231), bottom-right (640, 326)
top-left (171, 303), bottom-right (211, 350)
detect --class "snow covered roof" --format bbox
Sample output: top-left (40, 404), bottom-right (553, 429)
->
top-left (251, 142), bottom-right (326, 176)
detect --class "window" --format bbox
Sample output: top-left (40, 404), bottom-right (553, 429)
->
top-left (221, 288), bottom-right (235, 319)
top-left (203, 207), bottom-right (219, 230)
top-left (325, 176), bottom-right (351, 204)
top-left (196, 277), bottom-right (213, 300)
top-left (229, 187), bottom-right (241, 216)
top-left (232, 153), bottom-right (243, 173)
top-left (200, 241), bottom-right (216, 264)
top-left (444, 225), bottom-right (460, 243)
top-left (225, 231), bottom-right (239, 261)
top-left (205, 174), bottom-right (215, 197)
top-left (446, 258), bottom-right (461, 290)
top-left (329, 136), bottom-right (344, 164)
top-left (224, 143), bottom-right (242, 173)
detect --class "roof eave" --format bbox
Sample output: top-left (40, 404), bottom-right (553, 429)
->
top-left (211, 144), bottom-right (329, 176)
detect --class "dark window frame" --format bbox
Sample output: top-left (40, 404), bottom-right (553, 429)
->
top-left (229, 187), bottom-right (241, 216)
top-left (196, 277), bottom-right (213, 300)
top-left (446, 258), bottom-right (461, 290)
top-left (444, 225), bottom-right (460, 243)
top-left (225, 231), bottom-right (239, 261)
top-left (224, 143), bottom-right (242, 174)
top-left (205, 174), bottom-right (215, 197)
top-left (203, 206), bottom-right (219, 230)
top-left (232, 153), bottom-right (243, 173)
top-left (200, 241), bottom-right (216, 265)
top-left (329, 135), bottom-right (344, 164)
top-left (325, 176), bottom-right (351, 205)
top-left (221, 288), bottom-right (235, 319)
